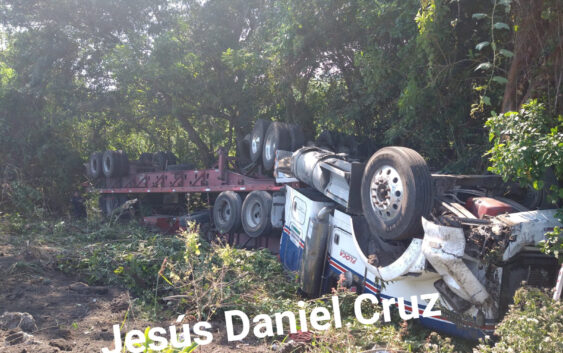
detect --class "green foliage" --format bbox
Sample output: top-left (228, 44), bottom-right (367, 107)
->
top-left (475, 287), bottom-right (563, 353)
top-left (0, 0), bottom-right (515, 214)
top-left (485, 99), bottom-right (562, 261)
top-left (485, 99), bottom-right (562, 209)
top-left (55, 222), bottom-right (187, 298)
top-left (0, 0), bottom-right (560, 213)
top-left (485, 100), bottom-right (563, 190)
top-left (165, 228), bottom-right (300, 321)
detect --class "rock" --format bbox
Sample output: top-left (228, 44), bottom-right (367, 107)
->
top-left (68, 282), bottom-right (108, 295)
top-left (0, 312), bottom-right (38, 333)
top-left (6, 331), bottom-right (34, 345)
top-left (271, 343), bottom-right (280, 351)
top-left (56, 328), bottom-right (72, 339)
top-left (49, 339), bottom-right (74, 351)
top-left (280, 341), bottom-right (307, 353)
top-left (95, 330), bottom-right (115, 341)
top-left (110, 298), bottom-right (129, 313)
top-left (68, 282), bottom-right (89, 291)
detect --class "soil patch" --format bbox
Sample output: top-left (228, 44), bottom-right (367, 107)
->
top-left (0, 236), bottom-right (271, 352)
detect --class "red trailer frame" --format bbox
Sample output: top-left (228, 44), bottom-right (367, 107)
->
top-left (97, 149), bottom-right (296, 195)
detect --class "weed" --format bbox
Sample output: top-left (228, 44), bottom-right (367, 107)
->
top-left (163, 226), bottom-right (300, 321)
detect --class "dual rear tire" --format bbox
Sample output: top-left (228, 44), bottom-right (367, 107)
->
top-left (102, 150), bottom-right (129, 177)
top-left (249, 120), bottom-right (305, 172)
top-left (212, 190), bottom-right (273, 238)
top-left (89, 150), bottom-right (129, 178)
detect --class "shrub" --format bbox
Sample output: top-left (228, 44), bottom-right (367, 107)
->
top-left (485, 99), bottom-right (563, 262)
top-left (163, 228), bottom-right (300, 321)
top-left (475, 287), bottom-right (563, 353)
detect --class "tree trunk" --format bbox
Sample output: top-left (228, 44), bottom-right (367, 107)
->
top-left (502, 0), bottom-right (562, 114)
top-left (179, 117), bottom-right (214, 167)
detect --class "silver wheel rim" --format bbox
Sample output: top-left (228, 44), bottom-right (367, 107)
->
top-left (370, 165), bottom-right (404, 221)
top-left (106, 197), bottom-right (117, 214)
top-left (218, 200), bottom-right (232, 224)
top-left (245, 199), bottom-right (262, 230)
top-left (104, 155), bottom-right (111, 173)
top-left (264, 134), bottom-right (275, 161)
top-left (251, 134), bottom-right (260, 155)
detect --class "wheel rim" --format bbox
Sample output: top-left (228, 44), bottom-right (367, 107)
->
top-left (218, 199), bottom-right (232, 224)
top-left (369, 165), bottom-right (404, 221)
top-left (245, 200), bottom-right (262, 230)
top-left (264, 134), bottom-right (275, 161)
top-left (92, 158), bottom-right (98, 173)
top-left (251, 134), bottom-right (260, 155)
top-left (104, 155), bottom-right (111, 173)
top-left (105, 196), bottom-right (117, 214)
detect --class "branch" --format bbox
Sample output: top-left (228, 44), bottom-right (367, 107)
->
top-left (178, 117), bottom-right (214, 167)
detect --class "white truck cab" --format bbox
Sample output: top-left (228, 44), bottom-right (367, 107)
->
top-left (277, 146), bottom-right (561, 339)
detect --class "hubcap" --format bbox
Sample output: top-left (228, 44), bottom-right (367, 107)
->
top-left (264, 134), bottom-right (275, 161)
top-left (251, 135), bottom-right (260, 154)
top-left (370, 165), bottom-right (403, 221)
top-left (245, 200), bottom-right (262, 229)
top-left (219, 200), bottom-right (231, 223)
top-left (104, 156), bottom-right (111, 173)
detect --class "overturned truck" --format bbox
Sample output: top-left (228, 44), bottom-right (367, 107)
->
top-left (278, 146), bottom-right (560, 338)
top-left (88, 120), bottom-right (561, 339)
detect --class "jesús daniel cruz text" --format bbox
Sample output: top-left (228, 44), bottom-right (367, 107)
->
top-left (102, 292), bottom-right (441, 353)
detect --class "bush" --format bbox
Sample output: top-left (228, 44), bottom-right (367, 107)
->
top-left (485, 99), bottom-right (563, 262)
top-left (485, 99), bottom-right (562, 202)
top-left (475, 286), bottom-right (563, 353)
top-left (56, 222), bottom-right (187, 299)
top-left (163, 228), bottom-right (300, 321)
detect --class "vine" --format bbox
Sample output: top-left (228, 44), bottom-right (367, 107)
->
top-left (470, 0), bottom-right (513, 117)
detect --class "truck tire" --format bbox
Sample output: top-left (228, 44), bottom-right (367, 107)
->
top-left (102, 150), bottom-right (120, 177)
top-left (151, 151), bottom-right (176, 170)
top-left (213, 191), bottom-right (243, 234)
top-left (165, 151), bottom-right (177, 165)
top-left (250, 119), bottom-right (270, 163)
top-left (116, 150), bottom-right (129, 176)
top-left (100, 195), bottom-right (118, 217)
top-left (237, 133), bottom-right (252, 167)
top-left (88, 152), bottom-right (103, 179)
top-left (152, 151), bottom-right (167, 170)
top-left (360, 146), bottom-right (433, 241)
top-left (241, 191), bottom-right (272, 238)
top-left (100, 194), bottom-right (128, 218)
top-left (262, 122), bottom-right (291, 171)
top-left (139, 152), bottom-right (153, 166)
top-left (287, 124), bottom-right (305, 151)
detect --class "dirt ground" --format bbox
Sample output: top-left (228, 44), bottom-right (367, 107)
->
top-left (0, 235), bottom-right (274, 353)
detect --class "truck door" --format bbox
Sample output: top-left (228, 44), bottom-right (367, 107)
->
top-left (280, 190), bottom-right (307, 271)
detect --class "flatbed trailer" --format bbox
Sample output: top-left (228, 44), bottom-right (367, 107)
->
top-left (96, 149), bottom-right (290, 195)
